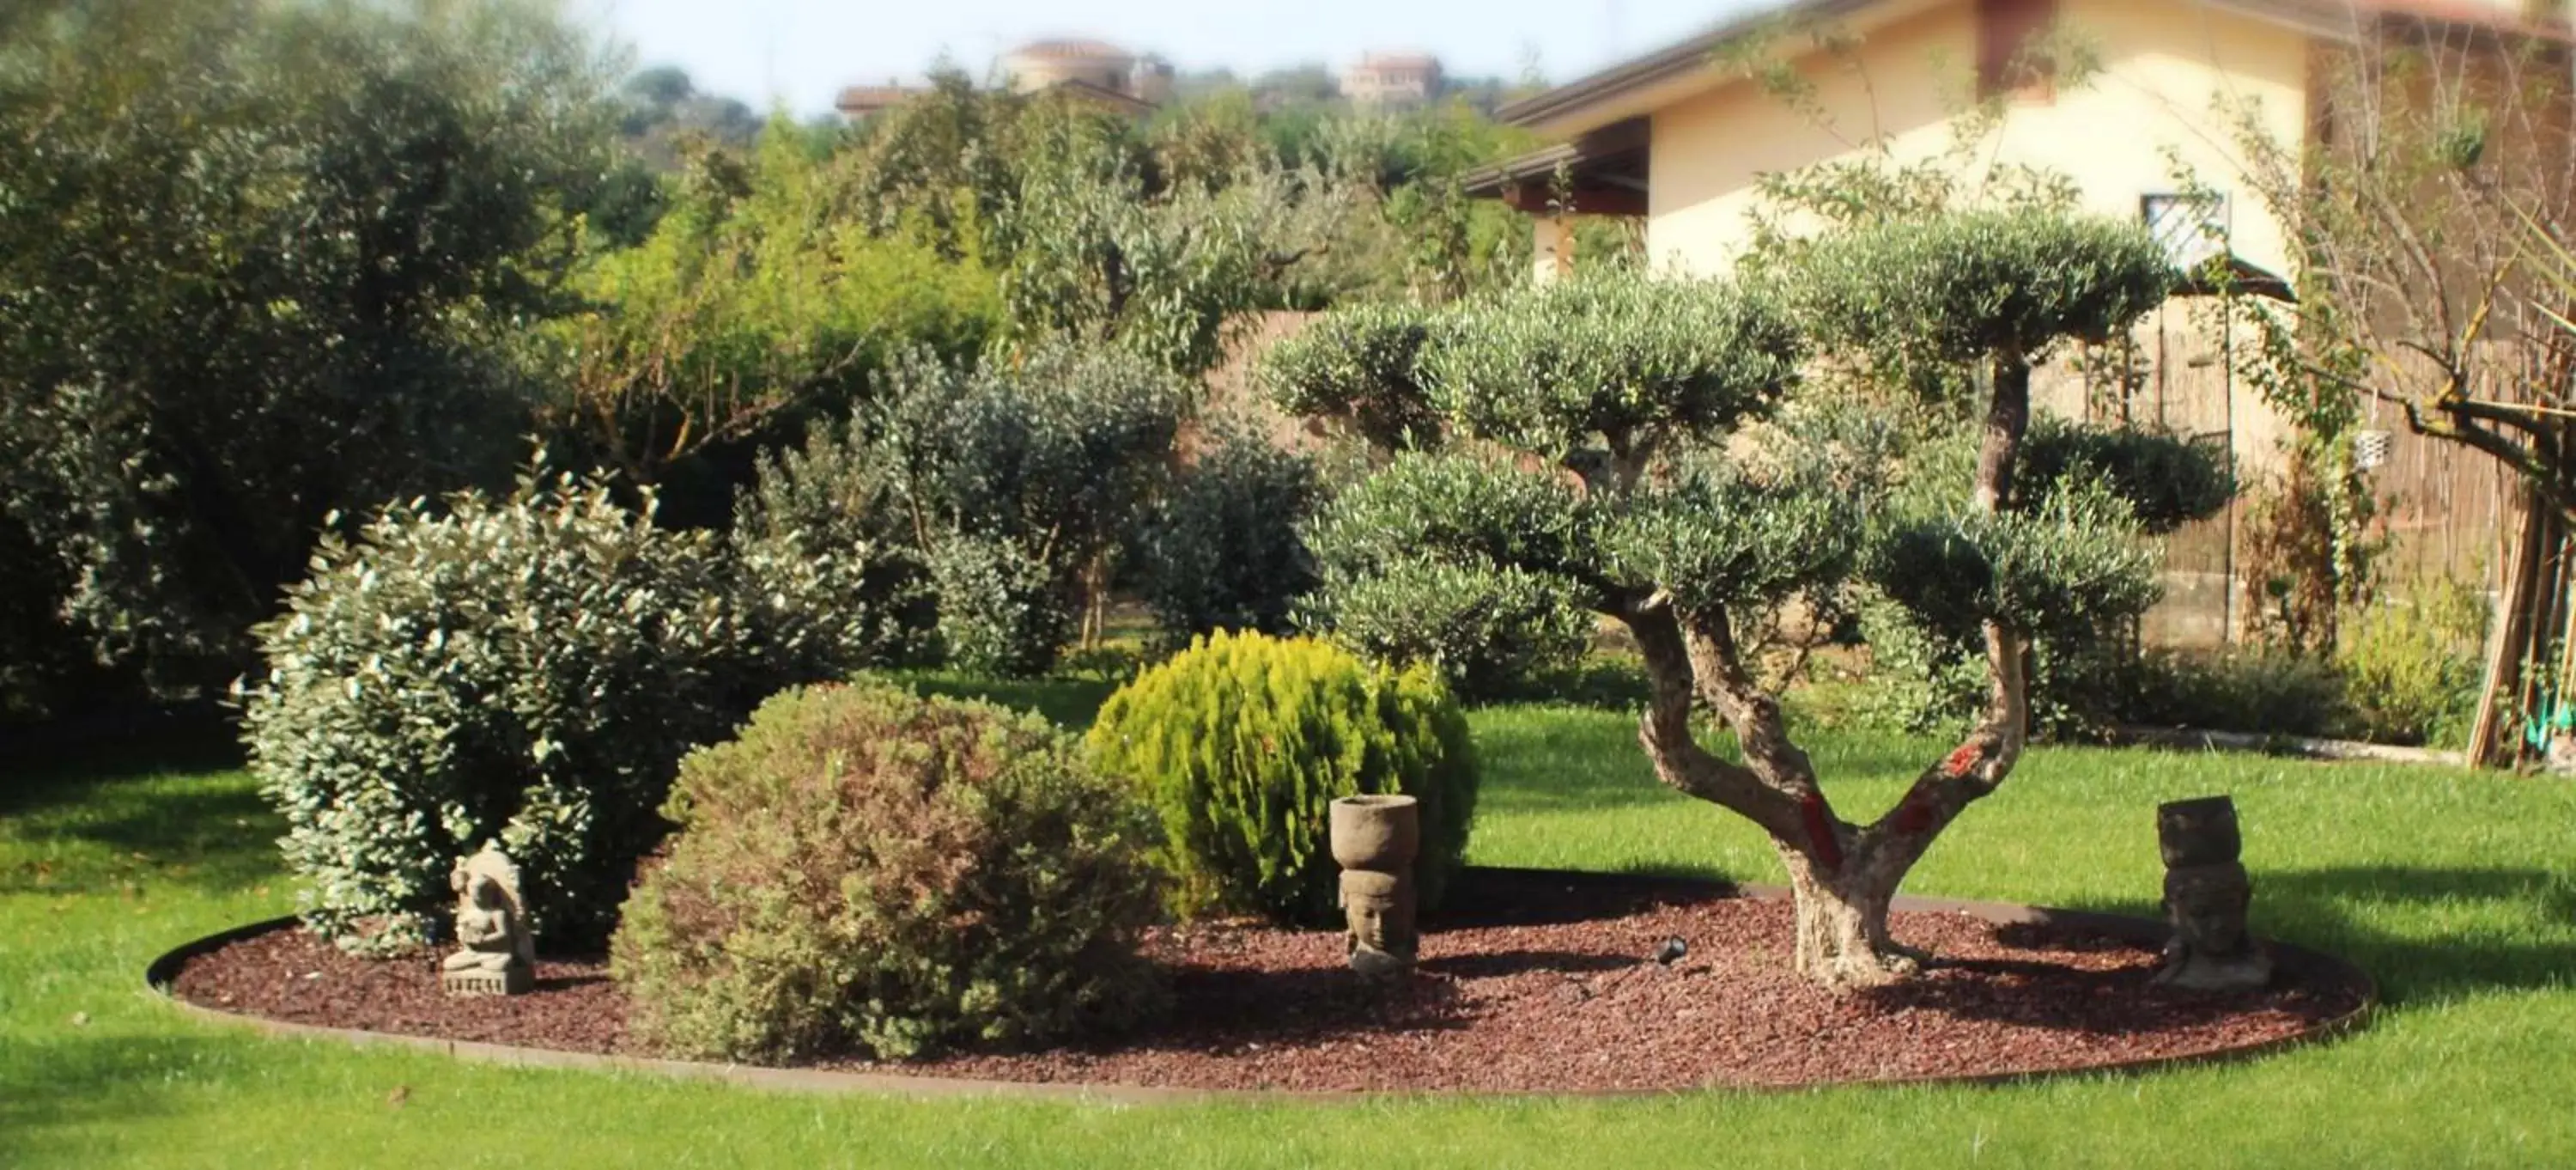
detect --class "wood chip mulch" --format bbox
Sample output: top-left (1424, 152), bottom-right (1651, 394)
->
top-left (168, 875), bottom-right (2362, 1094)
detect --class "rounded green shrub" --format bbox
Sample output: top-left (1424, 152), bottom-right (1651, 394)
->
top-left (241, 470), bottom-right (769, 953)
top-left (1298, 451), bottom-right (1598, 702)
top-left (1255, 301), bottom-right (1443, 452)
top-left (1085, 631), bottom-right (1478, 925)
top-left (612, 681), bottom-right (1165, 1064)
top-left (1137, 424), bottom-right (1322, 647)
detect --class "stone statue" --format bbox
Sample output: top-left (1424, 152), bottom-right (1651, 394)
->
top-left (2154, 796), bottom-right (2272, 992)
top-left (1330, 795), bottom-right (1419, 978)
top-left (441, 841), bottom-right (534, 996)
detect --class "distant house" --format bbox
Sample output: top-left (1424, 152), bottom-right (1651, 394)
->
top-left (1465, 0), bottom-right (2574, 644)
top-left (833, 82), bottom-right (920, 119)
top-left (837, 40), bottom-right (1173, 123)
top-left (998, 39), bottom-right (1174, 110)
top-left (1342, 52), bottom-right (1445, 107)
top-left (1470, 0), bottom-right (2567, 282)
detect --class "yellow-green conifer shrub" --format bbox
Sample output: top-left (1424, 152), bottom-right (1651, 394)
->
top-left (1086, 631), bottom-right (1478, 925)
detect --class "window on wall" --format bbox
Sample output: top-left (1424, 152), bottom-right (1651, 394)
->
top-left (1977, 0), bottom-right (2060, 101)
top-left (2142, 192), bottom-right (2229, 270)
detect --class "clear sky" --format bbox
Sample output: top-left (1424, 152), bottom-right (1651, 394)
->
top-left (581, 0), bottom-right (1768, 115)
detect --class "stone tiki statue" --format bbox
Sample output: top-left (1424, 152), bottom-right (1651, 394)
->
top-left (442, 841), bottom-right (535, 996)
top-left (1329, 794), bottom-right (1419, 978)
top-left (2154, 796), bottom-right (2273, 992)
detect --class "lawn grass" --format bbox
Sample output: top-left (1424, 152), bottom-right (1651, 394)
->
top-left (4, 692), bottom-right (2573, 1168)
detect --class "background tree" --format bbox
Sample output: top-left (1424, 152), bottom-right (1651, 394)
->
top-left (1285, 214), bottom-right (2176, 988)
top-left (991, 96), bottom-right (1341, 378)
top-left (0, 0), bottom-right (618, 699)
top-left (2212, 21), bottom-right (2572, 758)
top-left (533, 119), bottom-right (999, 513)
top-left (614, 64), bottom-right (762, 169)
top-left (835, 68), bottom-right (1018, 258)
top-left (2222, 26), bottom-right (2574, 524)
top-left (855, 345), bottom-right (1188, 675)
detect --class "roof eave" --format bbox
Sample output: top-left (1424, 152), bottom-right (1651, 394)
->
top-left (1497, 0), bottom-right (2573, 136)
top-left (1495, 0), bottom-right (1882, 131)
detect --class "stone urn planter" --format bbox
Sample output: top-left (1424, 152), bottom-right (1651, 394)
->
top-left (1329, 794), bottom-right (1419, 978)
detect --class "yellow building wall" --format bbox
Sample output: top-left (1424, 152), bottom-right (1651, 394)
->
top-left (1644, 0), bottom-right (2312, 279)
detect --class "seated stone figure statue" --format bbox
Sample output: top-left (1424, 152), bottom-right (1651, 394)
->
top-left (443, 875), bottom-right (518, 972)
top-left (441, 842), bottom-right (533, 996)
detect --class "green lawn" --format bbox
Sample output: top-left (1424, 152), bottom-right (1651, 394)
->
top-left (4, 698), bottom-right (2573, 1168)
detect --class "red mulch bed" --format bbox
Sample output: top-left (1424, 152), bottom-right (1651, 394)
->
top-left (167, 874), bottom-right (2362, 1094)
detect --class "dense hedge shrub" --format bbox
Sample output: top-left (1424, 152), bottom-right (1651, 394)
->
top-left (864, 344), bottom-right (1187, 676)
top-left (924, 534), bottom-right (1076, 679)
top-left (1085, 631), bottom-right (1478, 924)
top-left (730, 421), bottom-right (936, 678)
top-left (241, 471), bottom-right (769, 953)
top-left (612, 682), bottom-right (1164, 1063)
top-left (0, 514), bottom-right (110, 724)
top-left (2117, 649), bottom-right (2347, 740)
top-left (1137, 425), bottom-right (1322, 645)
top-left (0, 0), bottom-right (616, 695)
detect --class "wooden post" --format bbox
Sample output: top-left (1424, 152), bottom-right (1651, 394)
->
top-left (2470, 484), bottom-right (2547, 767)
top-left (2510, 519), bottom-right (2564, 765)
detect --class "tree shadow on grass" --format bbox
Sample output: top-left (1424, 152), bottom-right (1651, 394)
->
top-left (1, 710), bottom-right (245, 819)
top-left (0, 1030), bottom-right (246, 1155)
top-left (2241, 864), bottom-right (2576, 1004)
top-left (2024, 863), bottom-right (2576, 1007)
top-left (2, 772), bottom-right (283, 898)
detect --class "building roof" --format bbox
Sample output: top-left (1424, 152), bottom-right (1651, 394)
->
top-left (833, 84), bottom-right (919, 114)
top-left (1498, 0), bottom-right (2571, 131)
top-left (1354, 52), bottom-right (1443, 71)
top-left (1460, 117), bottom-right (1650, 215)
top-left (1461, 118), bottom-right (1649, 192)
top-left (1005, 38), bottom-right (1137, 64)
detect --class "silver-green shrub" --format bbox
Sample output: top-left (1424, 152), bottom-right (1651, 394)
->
top-left (861, 344), bottom-right (1186, 676)
top-left (1137, 424), bottom-right (1321, 645)
top-left (730, 421), bottom-right (936, 678)
top-left (1298, 453), bottom-right (1595, 702)
top-left (241, 469), bottom-right (770, 953)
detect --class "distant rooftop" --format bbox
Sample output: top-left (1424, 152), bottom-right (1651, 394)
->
top-left (834, 83), bottom-right (917, 112)
top-left (1355, 51), bottom-right (1442, 70)
top-left (1005, 38), bottom-right (1137, 63)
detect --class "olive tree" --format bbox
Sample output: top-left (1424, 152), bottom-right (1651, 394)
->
top-left (1287, 210), bottom-right (2172, 988)
top-left (853, 344), bottom-right (1188, 676)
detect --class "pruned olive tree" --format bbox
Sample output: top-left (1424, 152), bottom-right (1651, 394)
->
top-left (1288, 210), bottom-right (2172, 988)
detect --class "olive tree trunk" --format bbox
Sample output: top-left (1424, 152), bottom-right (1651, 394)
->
top-left (1621, 352), bottom-right (2032, 990)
